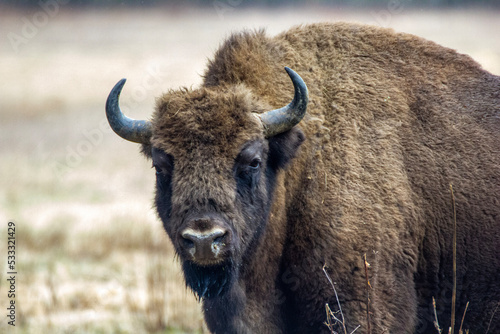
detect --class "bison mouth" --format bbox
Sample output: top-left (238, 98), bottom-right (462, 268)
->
top-left (182, 259), bottom-right (235, 300)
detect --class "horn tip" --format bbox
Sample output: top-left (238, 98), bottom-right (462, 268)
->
top-left (117, 78), bottom-right (127, 87)
top-left (109, 78), bottom-right (128, 96)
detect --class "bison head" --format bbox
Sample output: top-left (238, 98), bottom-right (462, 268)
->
top-left (106, 68), bottom-right (308, 299)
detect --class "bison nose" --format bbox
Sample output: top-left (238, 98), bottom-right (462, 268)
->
top-left (180, 227), bottom-right (227, 262)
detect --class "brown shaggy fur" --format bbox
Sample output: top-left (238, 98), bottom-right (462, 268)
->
top-left (142, 23), bottom-right (500, 333)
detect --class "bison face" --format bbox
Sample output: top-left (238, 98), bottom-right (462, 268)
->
top-left (105, 67), bottom-right (307, 300)
top-left (150, 86), bottom-right (304, 299)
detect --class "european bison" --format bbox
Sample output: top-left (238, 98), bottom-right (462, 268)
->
top-left (106, 23), bottom-right (500, 333)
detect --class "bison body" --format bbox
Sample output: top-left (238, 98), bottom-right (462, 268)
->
top-left (107, 23), bottom-right (500, 333)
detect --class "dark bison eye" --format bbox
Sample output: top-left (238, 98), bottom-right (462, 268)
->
top-left (249, 158), bottom-right (261, 169)
top-left (153, 165), bottom-right (162, 175)
top-left (152, 147), bottom-right (173, 177)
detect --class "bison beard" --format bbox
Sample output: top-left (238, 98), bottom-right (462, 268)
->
top-left (182, 259), bottom-right (236, 300)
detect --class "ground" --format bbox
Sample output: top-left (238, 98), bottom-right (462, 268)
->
top-left (0, 5), bottom-right (499, 334)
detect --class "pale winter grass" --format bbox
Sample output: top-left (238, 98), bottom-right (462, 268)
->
top-left (0, 5), bottom-right (499, 333)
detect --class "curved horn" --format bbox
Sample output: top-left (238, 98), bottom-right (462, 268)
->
top-left (258, 67), bottom-right (308, 137)
top-left (105, 79), bottom-right (152, 144)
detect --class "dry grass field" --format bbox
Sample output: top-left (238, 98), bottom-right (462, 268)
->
top-left (0, 4), bottom-right (499, 333)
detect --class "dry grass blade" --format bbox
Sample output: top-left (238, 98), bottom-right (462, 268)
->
top-left (145, 255), bottom-right (168, 332)
top-left (433, 297), bottom-right (443, 334)
top-left (485, 301), bottom-right (500, 334)
top-left (450, 184), bottom-right (457, 334)
top-left (350, 325), bottom-right (361, 333)
top-left (363, 254), bottom-right (372, 334)
top-left (458, 301), bottom-right (469, 334)
top-left (323, 264), bottom-right (348, 334)
top-left (325, 303), bottom-right (339, 334)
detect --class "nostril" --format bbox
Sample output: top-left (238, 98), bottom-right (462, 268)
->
top-left (181, 235), bottom-right (195, 248)
top-left (213, 233), bottom-right (226, 245)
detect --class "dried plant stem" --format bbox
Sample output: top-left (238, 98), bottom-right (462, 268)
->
top-left (325, 304), bottom-right (335, 334)
top-left (363, 254), bottom-right (372, 334)
top-left (450, 184), bottom-right (457, 334)
top-left (433, 297), bottom-right (442, 334)
top-left (485, 301), bottom-right (500, 334)
top-left (326, 303), bottom-right (345, 334)
top-left (323, 264), bottom-right (348, 334)
top-left (458, 301), bottom-right (469, 334)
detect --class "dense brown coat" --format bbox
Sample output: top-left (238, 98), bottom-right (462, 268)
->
top-left (145, 23), bottom-right (500, 333)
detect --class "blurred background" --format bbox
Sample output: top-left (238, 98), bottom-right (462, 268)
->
top-left (0, 0), bottom-right (499, 333)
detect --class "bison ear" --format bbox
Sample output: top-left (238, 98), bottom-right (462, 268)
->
top-left (267, 127), bottom-right (305, 170)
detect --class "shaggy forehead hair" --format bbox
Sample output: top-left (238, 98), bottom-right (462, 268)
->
top-left (150, 85), bottom-right (267, 157)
